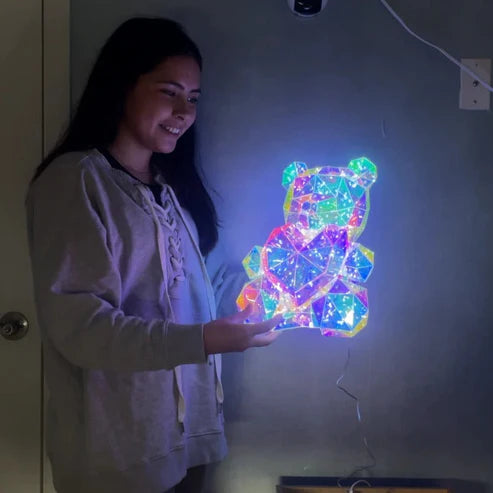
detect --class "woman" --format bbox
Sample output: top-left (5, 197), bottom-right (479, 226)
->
top-left (26, 17), bottom-right (281, 493)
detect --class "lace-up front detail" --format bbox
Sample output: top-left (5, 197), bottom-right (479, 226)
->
top-left (137, 181), bottom-right (223, 425)
top-left (160, 197), bottom-right (186, 285)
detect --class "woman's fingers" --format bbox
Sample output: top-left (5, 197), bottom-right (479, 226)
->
top-left (226, 303), bottom-right (254, 324)
top-left (247, 313), bottom-right (284, 335)
top-left (227, 305), bottom-right (283, 332)
top-left (243, 313), bottom-right (284, 348)
top-left (251, 329), bottom-right (282, 347)
top-left (203, 308), bottom-right (284, 355)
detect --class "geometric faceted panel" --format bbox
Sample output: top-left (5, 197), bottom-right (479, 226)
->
top-left (237, 157), bottom-right (377, 337)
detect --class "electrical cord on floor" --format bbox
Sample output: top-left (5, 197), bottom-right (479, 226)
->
top-left (348, 479), bottom-right (372, 492)
top-left (336, 347), bottom-right (376, 490)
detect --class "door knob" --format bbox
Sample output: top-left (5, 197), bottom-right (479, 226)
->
top-left (0, 312), bottom-right (29, 341)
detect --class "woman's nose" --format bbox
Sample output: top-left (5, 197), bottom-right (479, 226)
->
top-left (173, 99), bottom-right (194, 120)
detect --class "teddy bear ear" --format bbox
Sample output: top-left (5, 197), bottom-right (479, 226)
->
top-left (348, 157), bottom-right (377, 188)
top-left (282, 161), bottom-right (307, 189)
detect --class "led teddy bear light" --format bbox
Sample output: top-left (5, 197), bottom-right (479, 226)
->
top-left (236, 157), bottom-right (377, 337)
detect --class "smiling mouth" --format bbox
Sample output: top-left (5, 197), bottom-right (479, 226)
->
top-left (159, 124), bottom-right (181, 136)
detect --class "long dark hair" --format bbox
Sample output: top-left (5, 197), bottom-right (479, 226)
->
top-left (31, 17), bottom-right (219, 255)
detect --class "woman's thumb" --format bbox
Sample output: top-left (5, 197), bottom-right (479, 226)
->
top-left (228, 303), bottom-right (254, 324)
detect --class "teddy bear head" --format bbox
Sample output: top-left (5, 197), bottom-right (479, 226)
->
top-left (282, 157), bottom-right (377, 241)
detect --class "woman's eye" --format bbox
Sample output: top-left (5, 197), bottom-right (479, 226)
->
top-left (188, 96), bottom-right (200, 105)
top-left (160, 89), bottom-right (175, 97)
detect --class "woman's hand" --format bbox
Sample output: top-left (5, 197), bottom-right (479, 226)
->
top-left (203, 304), bottom-right (283, 355)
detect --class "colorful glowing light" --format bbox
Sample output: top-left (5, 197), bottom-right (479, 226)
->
top-left (237, 157), bottom-right (377, 337)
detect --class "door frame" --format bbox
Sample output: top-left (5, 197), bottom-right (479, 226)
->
top-left (43, 0), bottom-right (70, 155)
top-left (42, 0), bottom-right (70, 490)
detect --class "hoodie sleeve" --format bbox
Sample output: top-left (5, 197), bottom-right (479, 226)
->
top-left (25, 157), bottom-right (206, 371)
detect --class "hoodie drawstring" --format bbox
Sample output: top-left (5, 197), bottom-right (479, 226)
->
top-left (164, 185), bottom-right (224, 411)
top-left (137, 185), bottom-right (186, 424)
top-left (137, 184), bottom-right (223, 425)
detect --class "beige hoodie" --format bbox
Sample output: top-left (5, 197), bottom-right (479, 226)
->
top-left (25, 149), bottom-right (244, 493)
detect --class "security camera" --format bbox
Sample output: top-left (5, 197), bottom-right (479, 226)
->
top-left (287, 0), bottom-right (328, 17)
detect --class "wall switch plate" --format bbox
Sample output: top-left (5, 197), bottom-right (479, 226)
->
top-left (459, 58), bottom-right (491, 110)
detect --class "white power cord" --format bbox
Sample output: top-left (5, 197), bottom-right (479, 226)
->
top-left (349, 479), bottom-right (372, 492)
top-left (336, 348), bottom-right (376, 489)
top-left (379, 0), bottom-right (493, 93)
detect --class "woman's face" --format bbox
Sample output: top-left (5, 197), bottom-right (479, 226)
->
top-left (120, 55), bottom-right (201, 154)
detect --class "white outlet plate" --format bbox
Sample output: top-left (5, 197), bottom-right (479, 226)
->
top-left (459, 58), bottom-right (491, 110)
